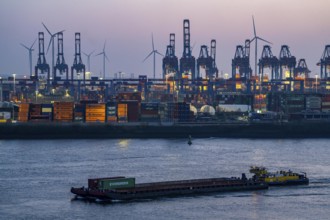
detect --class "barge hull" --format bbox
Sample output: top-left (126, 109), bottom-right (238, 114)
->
top-left (103, 184), bottom-right (268, 201)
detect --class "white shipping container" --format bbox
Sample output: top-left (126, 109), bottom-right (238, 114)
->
top-left (322, 101), bottom-right (330, 106)
top-left (0, 111), bottom-right (11, 120)
top-left (217, 104), bottom-right (250, 112)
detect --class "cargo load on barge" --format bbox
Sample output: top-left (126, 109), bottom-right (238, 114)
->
top-left (71, 174), bottom-right (268, 201)
top-left (250, 166), bottom-right (309, 186)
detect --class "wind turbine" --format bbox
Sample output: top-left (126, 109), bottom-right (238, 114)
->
top-left (42, 22), bottom-right (65, 78)
top-left (143, 34), bottom-right (163, 79)
top-left (95, 41), bottom-right (109, 79)
top-left (20, 39), bottom-right (37, 77)
top-left (83, 50), bottom-right (95, 72)
top-left (250, 16), bottom-right (272, 76)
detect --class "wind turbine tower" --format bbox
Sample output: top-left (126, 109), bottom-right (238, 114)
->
top-left (143, 34), bottom-right (163, 79)
top-left (96, 41), bottom-right (109, 79)
top-left (250, 16), bottom-right (272, 76)
top-left (20, 39), bottom-right (37, 78)
top-left (83, 50), bottom-right (95, 72)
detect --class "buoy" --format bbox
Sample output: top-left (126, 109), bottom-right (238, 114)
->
top-left (188, 135), bottom-right (192, 145)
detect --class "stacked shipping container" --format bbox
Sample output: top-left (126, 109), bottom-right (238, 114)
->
top-left (29, 104), bottom-right (51, 122)
top-left (322, 94), bottom-right (330, 112)
top-left (53, 102), bottom-right (74, 122)
top-left (159, 102), bottom-right (175, 122)
top-left (283, 94), bottom-right (305, 114)
top-left (176, 102), bottom-right (191, 122)
top-left (74, 103), bottom-right (85, 122)
top-left (41, 104), bottom-right (53, 121)
top-left (18, 103), bottom-right (29, 122)
top-left (253, 94), bottom-right (267, 111)
top-left (106, 102), bottom-right (117, 123)
top-left (118, 101), bottom-right (140, 122)
top-left (117, 103), bottom-right (128, 122)
top-left (140, 102), bottom-right (159, 122)
top-left (85, 103), bottom-right (106, 122)
top-left (305, 96), bottom-right (321, 111)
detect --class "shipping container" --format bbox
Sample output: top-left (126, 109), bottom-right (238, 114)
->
top-left (107, 116), bottom-right (118, 122)
top-left (141, 102), bottom-right (159, 115)
top-left (85, 103), bottom-right (106, 122)
top-left (74, 103), bottom-right (85, 122)
top-left (117, 103), bottom-right (128, 118)
top-left (106, 101), bottom-right (117, 118)
top-left (53, 102), bottom-right (74, 122)
top-left (305, 96), bottom-right (321, 111)
top-left (98, 178), bottom-right (135, 190)
top-left (159, 102), bottom-right (175, 122)
top-left (88, 177), bottom-right (125, 190)
top-left (117, 92), bottom-right (142, 102)
top-left (0, 111), bottom-right (11, 120)
top-left (217, 104), bottom-right (250, 112)
top-left (28, 104), bottom-right (51, 122)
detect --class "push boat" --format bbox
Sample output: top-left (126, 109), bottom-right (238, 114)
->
top-left (249, 166), bottom-right (309, 186)
top-left (71, 174), bottom-right (268, 201)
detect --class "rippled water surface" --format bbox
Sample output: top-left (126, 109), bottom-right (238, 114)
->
top-left (1, 138), bottom-right (330, 219)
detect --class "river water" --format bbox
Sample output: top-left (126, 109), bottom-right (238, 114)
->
top-left (0, 138), bottom-right (329, 220)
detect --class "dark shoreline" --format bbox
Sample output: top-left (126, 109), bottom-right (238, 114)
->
top-left (0, 121), bottom-right (329, 139)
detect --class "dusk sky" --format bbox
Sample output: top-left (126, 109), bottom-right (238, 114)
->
top-left (1, 0), bottom-right (329, 79)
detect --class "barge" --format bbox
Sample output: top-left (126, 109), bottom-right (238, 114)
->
top-left (250, 166), bottom-right (309, 186)
top-left (71, 174), bottom-right (268, 201)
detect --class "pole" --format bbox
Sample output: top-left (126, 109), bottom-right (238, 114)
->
top-left (29, 50), bottom-right (33, 77)
top-left (52, 39), bottom-right (54, 79)
top-left (255, 39), bottom-right (257, 77)
top-left (153, 52), bottom-right (156, 79)
top-left (103, 54), bottom-right (105, 79)
top-left (0, 77), bottom-right (2, 102)
top-left (13, 74), bottom-right (16, 97)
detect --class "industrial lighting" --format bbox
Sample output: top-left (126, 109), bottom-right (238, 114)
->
top-left (315, 74), bottom-right (318, 93)
top-left (12, 73), bottom-right (16, 96)
top-left (85, 71), bottom-right (91, 80)
top-left (0, 76), bottom-right (2, 102)
top-left (65, 89), bottom-right (70, 97)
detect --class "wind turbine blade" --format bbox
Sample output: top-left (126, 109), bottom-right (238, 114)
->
top-left (156, 51), bottom-right (164, 57)
top-left (103, 40), bottom-right (106, 51)
top-left (152, 33), bottom-right (154, 51)
top-left (30, 38), bottom-right (37, 49)
top-left (252, 16), bottom-right (256, 37)
top-left (56, 30), bottom-right (65, 35)
top-left (20, 43), bottom-right (29, 50)
top-left (250, 37), bottom-right (256, 42)
top-left (143, 51), bottom-right (153, 62)
top-left (95, 52), bottom-right (103, 56)
top-left (90, 50), bottom-right (95, 56)
top-left (83, 52), bottom-right (88, 56)
top-left (42, 22), bottom-right (52, 35)
top-left (46, 37), bottom-right (53, 54)
top-left (105, 53), bottom-right (110, 62)
top-left (257, 37), bottom-right (272, 45)
top-left (191, 42), bottom-right (196, 52)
